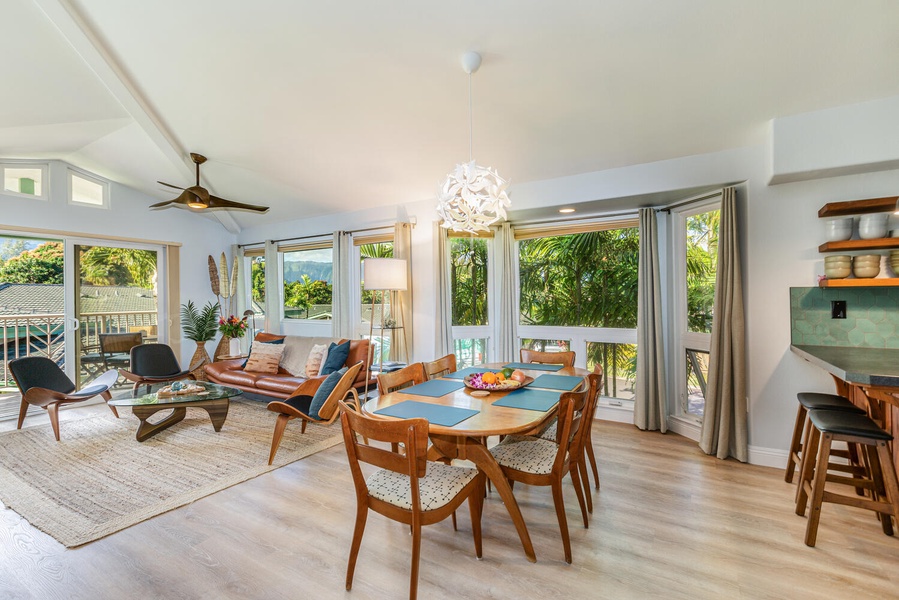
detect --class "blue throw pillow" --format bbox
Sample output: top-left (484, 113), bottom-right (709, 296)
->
top-left (309, 367), bottom-right (348, 419)
top-left (320, 340), bottom-right (350, 375)
top-left (241, 337), bottom-right (284, 368)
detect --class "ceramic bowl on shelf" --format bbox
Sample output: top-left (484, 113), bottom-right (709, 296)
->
top-left (859, 213), bottom-right (889, 239)
top-left (824, 217), bottom-right (854, 242)
top-left (824, 254), bottom-right (852, 263)
top-left (824, 266), bottom-right (851, 279)
top-left (853, 254), bottom-right (881, 267)
top-left (853, 263), bottom-right (880, 278)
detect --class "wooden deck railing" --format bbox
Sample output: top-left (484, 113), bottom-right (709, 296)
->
top-left (0, 311), bottom-right (157, 387)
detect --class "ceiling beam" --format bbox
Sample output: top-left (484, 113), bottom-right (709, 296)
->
top-left (30, 0), bottom-right (241, 234)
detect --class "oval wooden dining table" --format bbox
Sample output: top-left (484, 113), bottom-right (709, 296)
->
top-left (362, 362), bottom-right (589, 563)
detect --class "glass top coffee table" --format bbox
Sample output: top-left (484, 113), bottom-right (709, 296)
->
top-left (109, 381), bottom-right (242, 442)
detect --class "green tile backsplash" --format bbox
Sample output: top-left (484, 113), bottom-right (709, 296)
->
top-left (790, 287), bottom-right (899, 348)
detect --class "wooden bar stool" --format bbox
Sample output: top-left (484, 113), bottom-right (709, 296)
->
top-left (795, 408), bottom-right (899, 547)
top-left (784, 392), bottom-right (865, 485)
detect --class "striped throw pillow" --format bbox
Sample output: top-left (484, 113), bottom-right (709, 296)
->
top-left (244, 342), bottom-right (285, 374)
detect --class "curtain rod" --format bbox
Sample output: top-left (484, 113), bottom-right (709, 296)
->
top-left (238, 224), bottom-right (396, 249)
top-left (512, 209), bottom-right (639, 228)
top-left (656, 191), bottom-right (723, 214)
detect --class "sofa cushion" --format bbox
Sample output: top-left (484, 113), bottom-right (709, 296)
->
top-left (309, 367), bottom-right (348, 419)
top-left (280, 336), bottom-right (337, 376)
top-left (255, 375), bottom-right (308, 394)
top-left (305, 344), bottom-right (329, 378)
top-left (206, 365), bottom-right (267, 387)
top-left (321, 340), bottom-right (350, 375)
top-left (245, 342), bottom-right (285, 374)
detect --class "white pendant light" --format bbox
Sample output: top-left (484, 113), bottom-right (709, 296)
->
top-left (437, 51), bottom-right (511, 234)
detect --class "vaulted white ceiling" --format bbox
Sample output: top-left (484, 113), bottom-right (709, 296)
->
top-left (4, 0), bottom-right (899, 231)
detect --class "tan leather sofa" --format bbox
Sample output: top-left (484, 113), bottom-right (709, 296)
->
top-left (205, 332), bottom-right (373, 399)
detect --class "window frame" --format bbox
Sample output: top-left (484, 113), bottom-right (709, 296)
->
top-left (670, 196), bottom-right (721, 427)
top-left (67, 168), bottom-right (110, 209)
top-left (279, 240), bottom-right (334, 323)
top-left (447, 232), bottom-right (497, 365)
top-left (2, 162), bottom-right (49, 201)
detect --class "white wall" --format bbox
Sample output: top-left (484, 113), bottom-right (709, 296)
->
top-left (0, 160), bottom-right (236, 366)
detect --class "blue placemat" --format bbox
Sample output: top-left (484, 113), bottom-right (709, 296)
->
top-left (491, 388), bottom-right (561, 412)
top-left (401, 379), bottom-right (465, 397)
top-left (444, 367), bottom-right (500, 380)
top-left (530, 374), bottom-right (584, 391)
top-left (375, 400), bottom-right (479, 427)
top-left (503, 362), bottom-right (565, 372)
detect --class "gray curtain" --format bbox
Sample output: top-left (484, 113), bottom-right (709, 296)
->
top-left (700, 187), bottom-right (748, 461)
top-left (331, 230), bottom-right (354, 339)
top-left (393, 222), bottom-right (413, 362)
top-left (263, 240), bottom-right (280, 334)
top-left (434, 223), bottom-right (454, 358)
top-left (496, 222), bottom-right (518, 362)
top-left (634, 208), bottom-right (667, 432)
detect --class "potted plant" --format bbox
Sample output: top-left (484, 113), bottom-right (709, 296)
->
top-left (218, 314), bottom-right (248, 357)
top-left (181, 300), bottom-right (220, 378)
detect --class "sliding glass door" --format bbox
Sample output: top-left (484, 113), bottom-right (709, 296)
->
top-left (70, 241), bottom-right (163, 388)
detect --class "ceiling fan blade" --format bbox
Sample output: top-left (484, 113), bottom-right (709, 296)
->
top-left (149, 199), bottom-right (178, 209)
top-left (207, 195), bottom-right (270, 213)
top-left (157, 180), bottom-right (185, 191)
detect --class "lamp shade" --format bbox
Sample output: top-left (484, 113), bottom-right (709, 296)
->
top-left (363, 258), bottom-right (408, 291)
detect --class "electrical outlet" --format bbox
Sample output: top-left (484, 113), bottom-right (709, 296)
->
top-left (831, 300), bottom-right (847, 319)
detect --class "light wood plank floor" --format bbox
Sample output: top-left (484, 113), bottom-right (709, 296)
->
top-left (1, 403), bottom-right (897, 599)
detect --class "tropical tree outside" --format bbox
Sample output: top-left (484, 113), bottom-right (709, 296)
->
top-left (518, 227), bottom-right (640, 397)
top-left (79, 246), bottom-right (157, 289)
top-left (450, 237), bottom-right (488, 326)
top-left (0, 241), bottom-right (64, 284)
top-left (686, 210), bottom-right (719, 333)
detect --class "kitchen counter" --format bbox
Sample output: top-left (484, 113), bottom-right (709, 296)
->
top-left (791, 344), bottom-right (899, 388)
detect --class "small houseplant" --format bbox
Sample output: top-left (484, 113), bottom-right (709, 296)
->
top-left (181, 300), bottom-right (220, 378)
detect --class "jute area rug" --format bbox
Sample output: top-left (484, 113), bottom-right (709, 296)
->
top-left (0, 400), bottom-right (342, 547)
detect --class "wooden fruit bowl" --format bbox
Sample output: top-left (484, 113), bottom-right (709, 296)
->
top-left (463, 374), bottom-right (533, 392)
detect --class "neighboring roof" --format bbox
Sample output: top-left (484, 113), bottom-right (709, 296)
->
top-left (0, 283), bottom-right (156, 316)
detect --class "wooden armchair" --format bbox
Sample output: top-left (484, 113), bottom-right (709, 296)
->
top-left (118, 343), bottom-right (195, 397)
top-left (423, 354), bottom-right (457, 380)
top-left (99, 332), bottom-right (143, 371)
top-left (266, 361), bottom-right (364, 464)
top-left (339, 401), bottom-right (485, 600)
top-left (9, 356), bottom-right (119, 441)
top-left (520, 348), bottom-right (576, 368)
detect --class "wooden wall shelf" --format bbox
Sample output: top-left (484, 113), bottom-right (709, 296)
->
top-left (818, 196), bottom-right (898, 218)
top-left (818, 278), bottom-right (899, 288)
top-left (819, 238), bottom-right (899, 252)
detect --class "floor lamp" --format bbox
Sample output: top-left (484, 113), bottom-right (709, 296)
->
top-left (363, 258), bottom-right (408, 398)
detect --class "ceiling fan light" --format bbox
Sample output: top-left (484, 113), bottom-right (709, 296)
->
top-left (187, 200), bottom-right (208, 209)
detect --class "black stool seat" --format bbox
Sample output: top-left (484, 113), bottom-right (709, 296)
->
top-left (797, 392), bottom-right (865, 413)
top-left (808, 409), bottom-right (892, 440)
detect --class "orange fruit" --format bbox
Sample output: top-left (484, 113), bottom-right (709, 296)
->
top-left (496, 372), bottom-right (506, 381)
top-left (481, 372), bottom-right (497, 385)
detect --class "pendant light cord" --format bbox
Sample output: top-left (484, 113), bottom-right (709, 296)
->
top-left (468, 73), bottom-right (474, 162)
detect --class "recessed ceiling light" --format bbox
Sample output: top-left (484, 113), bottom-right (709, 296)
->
top-left (559, 208), bottom-right (575, 214)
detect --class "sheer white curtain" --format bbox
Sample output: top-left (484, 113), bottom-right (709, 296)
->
top-left (700, 187), bottom-right (748, 461)
top-left (331, 230), bottom-right (354, 339)
top-left (496, 222), bottom-right (518, 362)
top-left (393, 222), bottom-right (413, 362)
top-left (434, 223), bottom-right (454, 357)
top-left (634, 208), bottom-right (668, 432)
top-left (263, 240), bottom-right (280, 334)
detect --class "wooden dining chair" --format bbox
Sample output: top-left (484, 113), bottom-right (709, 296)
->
top-left (520, 348), bottom-right (576, 368)
top-left (538, 365), bottom-right (605, 508)
top-left (490, 375), bottom-right (597, 563)
top-left (266, 361), bottom-right (364, 464)
top-left (423, 354), bottom-right (457, 380)
top-left (339, 401), bottom-right (485, 600)
top-left (377, 362), bottom-right (427, 394)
